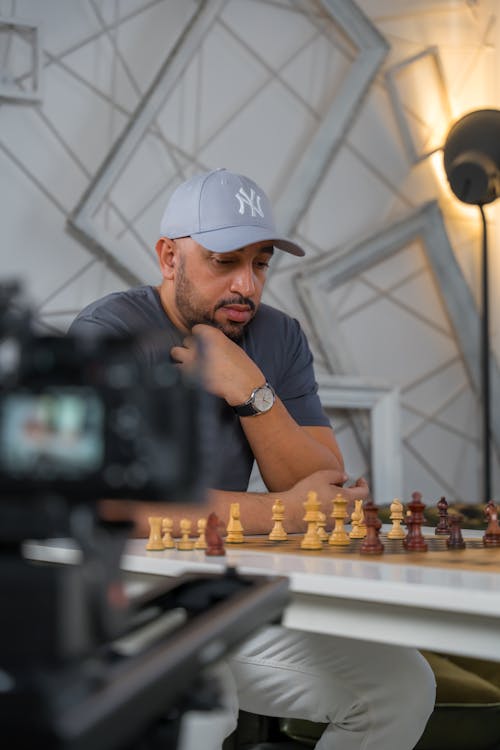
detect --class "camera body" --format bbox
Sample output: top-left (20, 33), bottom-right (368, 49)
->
top-left (0, 284), bottom-right (210, 506)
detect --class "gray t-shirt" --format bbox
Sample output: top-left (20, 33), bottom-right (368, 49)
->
top-left (68, 285), bottom-right (330, 491)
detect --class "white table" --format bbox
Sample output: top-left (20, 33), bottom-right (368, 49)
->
top-left (26, 528), bottom-right (500, 662)
top-left (119, 527), bottom-right (500, 663)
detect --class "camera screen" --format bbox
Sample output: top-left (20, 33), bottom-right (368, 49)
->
top-left (0, 389), bottom-right (104, 479)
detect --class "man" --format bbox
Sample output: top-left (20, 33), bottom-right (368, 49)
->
top-left (69, 168), bottom-right (435, 749)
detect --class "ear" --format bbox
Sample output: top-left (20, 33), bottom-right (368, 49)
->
top-left (155, 237), bottom-right (176, 279)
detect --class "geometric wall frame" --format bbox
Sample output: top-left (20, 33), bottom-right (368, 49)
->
top-left (385, 46), bottom-right (451, 164)
top-left (67, 0), bottom-right (389, 284)
top-left (67, 0), bottom-right (226, 287)
top-left (0, 15), bottom-right (43, 102)
top-left (296, 200), bottom-right (500, 456)
top-left (272, 0), bottom-right (389, 266)
top-left (317, 374), bottom-right (403, 502)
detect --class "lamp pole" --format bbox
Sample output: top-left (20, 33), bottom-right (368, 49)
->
top-left (479, 205), bottom-right (491, 504)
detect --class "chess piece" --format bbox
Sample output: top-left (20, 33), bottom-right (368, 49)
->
top-left (387, 498), bottom-right (406, 540)
top-left (358, 500), bottom-right (367, 537)
top-left (447, 514), bottom-right (466, 549)
top-left (360, 500), bottom-right (384, 554)
top-left (161, 517), bottom-right (175, 548)
top-left (300, 490), bottom-right (322, 550)
top-left (226, 502), bottom-right (244, 543)
top-left (403, 491), bottom-right (428, 551)
top-left (269, 498), bottom-right (288, 541)
top-left (435, 497), bottom-right (451, 536)
top-left (483, 502), bottom-right (500, 547)
top-left (328, 493), bottom-right (350, 546)
top-left (194, 518), bottom-right (207, 549)
top-left (317, 511), bottom-right (328, 541)
top-left (349, 498), bottom-right (366, 539)
top-left (205, 512), bottom-right (226, 556)
top-left (146, 516), bottom-right (165, 551)
top-left (177, 518), bottom-right (195, 550)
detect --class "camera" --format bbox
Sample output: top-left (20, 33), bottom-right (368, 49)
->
top-left (0, 281), bottom-right (210, 506)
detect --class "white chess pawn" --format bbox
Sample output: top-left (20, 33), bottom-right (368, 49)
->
top-left (177, 518), bottom-right (195, 550)
top-left (194, 518), bottom-right (207, 549)
top-left (161, 517), bottom-right (175, 548)
top-left (316, 510), bottom-right (328, 541)
top-left (387, 498), bottom-right (406, 539)
top-left (269, 498), bottom-right (288, 541)
top-left (226, 502), bottom-right (244, 543)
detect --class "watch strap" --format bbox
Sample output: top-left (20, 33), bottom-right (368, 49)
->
top-left (233, 400), bottom-right (259, 417)
top-left (233, 382), bottom-right (274, 417)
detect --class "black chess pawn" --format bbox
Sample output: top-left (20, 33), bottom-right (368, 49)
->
top-left (447, 514), bottom-right (466, 549)
top-left (360, 500), bottom-right (384, 555)
top-left (435, 496), bottom-right (451, 536)
top-left (483, 502), bottom-right (500, 548)
top-left (205, 512), bottom-right (226, 556)
top-left (404, 491), bottom-right (428, 551)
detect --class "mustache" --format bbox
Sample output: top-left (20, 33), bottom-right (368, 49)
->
top-left (215, 296), bottom-right (256, 313)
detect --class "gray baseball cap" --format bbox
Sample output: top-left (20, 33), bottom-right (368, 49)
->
top-left (159, 168), bottom-right (305, 257)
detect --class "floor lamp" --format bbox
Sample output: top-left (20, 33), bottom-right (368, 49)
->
top-left (443, 108), bottom-right (500, 504)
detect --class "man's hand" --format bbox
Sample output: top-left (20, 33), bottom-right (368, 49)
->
top-left (170, 324), bottom-right (265, 405)
top-left (282, 469), bottom-right (370, 527)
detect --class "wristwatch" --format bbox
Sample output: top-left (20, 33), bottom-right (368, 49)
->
top-left (233, 382), bottom-right (276, 417)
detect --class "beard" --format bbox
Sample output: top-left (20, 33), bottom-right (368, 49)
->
top-left (174, 255), bottom-right (256, 341)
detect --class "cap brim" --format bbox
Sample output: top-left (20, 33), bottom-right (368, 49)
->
top-left (190, 225), bottom-right (305, 257)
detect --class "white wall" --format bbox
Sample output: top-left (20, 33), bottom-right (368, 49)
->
top-left (1, 0), bottom-right (499, 505)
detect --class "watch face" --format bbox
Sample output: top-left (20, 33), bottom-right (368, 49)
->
top-left (254, 385), bottom-right (275, 413)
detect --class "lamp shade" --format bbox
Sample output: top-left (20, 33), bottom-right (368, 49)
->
top-left (443, 109), bottom-right (500, 205)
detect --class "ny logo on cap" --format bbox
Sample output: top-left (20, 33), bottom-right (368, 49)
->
top-left (235, 187), bottom-right (264, 218)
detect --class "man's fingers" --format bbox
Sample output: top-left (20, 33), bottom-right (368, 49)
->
top-left (170, 342), bottom-right (197, 365)
top-left (170, 345), bottom-right (187, 364)
top-left (345, 483), bottom-right (370, 501)
top-left (352, 476), bottom-right (369, 488)
top-left (322, 469), bottom-right (348, 485)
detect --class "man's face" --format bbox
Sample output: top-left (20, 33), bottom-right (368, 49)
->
top-left (173, 238), bottom-right (273, 340)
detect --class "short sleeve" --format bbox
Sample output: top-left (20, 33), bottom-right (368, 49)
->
top-left (276, 318), bottom-right (331, 428)
top-left (243, 306), bottom-right (331, 429)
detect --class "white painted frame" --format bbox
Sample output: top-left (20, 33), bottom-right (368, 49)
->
top-left (318, 374), bottom-right (402, 503)
top-left (0, 16), bottom-right (42, 102)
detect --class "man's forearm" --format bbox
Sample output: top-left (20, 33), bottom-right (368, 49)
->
top-left (99, 469), bottom-right (368, 539)
top-left (103, 488), bottom-right (305, 538)
top-left (239, 397), bottom-right (343, 491)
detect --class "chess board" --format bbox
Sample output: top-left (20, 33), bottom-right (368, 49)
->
top-left (224, 531), bottom-right (500, 573)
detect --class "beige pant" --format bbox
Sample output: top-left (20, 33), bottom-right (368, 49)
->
top-left (178, 625), bottom-right (436, 750)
